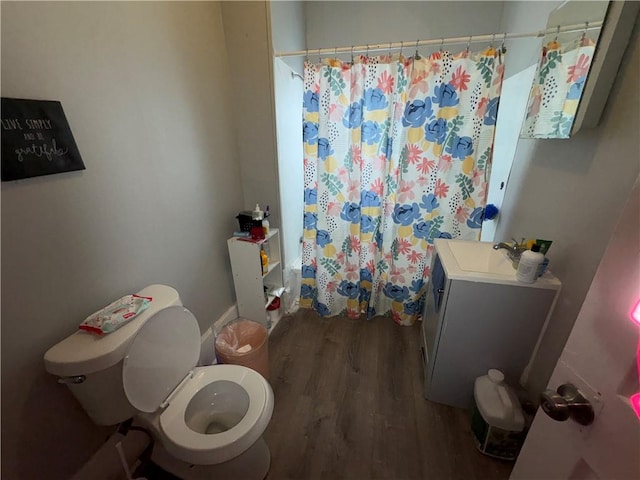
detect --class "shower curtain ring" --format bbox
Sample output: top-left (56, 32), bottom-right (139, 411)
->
top-left (554, 25), bottom-right (560, 41)
top-left (466, 35), bottom-right (471, 53)
top-left (501, 32), bottom-right (507, 53)
top-left (351, 45), bottom-right (355, 62)
top-left (400, 40), bottom-right (404, 58)
top-left (414, 39), bottom-right (420, 59)
top-left (439, 37), bottom-right (445, 53)
top-left (581, 21), bottom-right (589, 43)
top-left (388, 42), bottom-right (393, 57)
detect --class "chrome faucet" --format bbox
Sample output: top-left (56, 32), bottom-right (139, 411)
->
top-left (493, 238), bottom-right (526, 266)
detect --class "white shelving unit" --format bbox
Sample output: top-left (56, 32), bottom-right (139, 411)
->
top-left (227, 228), bottom-right (283, 331)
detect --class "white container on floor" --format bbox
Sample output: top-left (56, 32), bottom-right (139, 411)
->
top-left (471, 369), bottom-right (525, 460)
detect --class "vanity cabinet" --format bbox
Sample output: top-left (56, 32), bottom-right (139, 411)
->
top-left (227, 229), bottom-right (283, 331)
top-left (421, 239), bottom-right (561, 408)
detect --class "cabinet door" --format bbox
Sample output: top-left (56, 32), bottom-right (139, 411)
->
top-left (427, 280), bottom-right (557, 408)
top-left (421, 281), bottom-right (449, 395)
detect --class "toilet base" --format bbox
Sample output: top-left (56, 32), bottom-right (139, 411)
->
top-left (151, 436), bottom-right (271, 480)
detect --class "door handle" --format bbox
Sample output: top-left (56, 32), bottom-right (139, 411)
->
top-left (435, 288), bottom-right (445, 311)
top-left (540, 383), bottom-right (594, 426)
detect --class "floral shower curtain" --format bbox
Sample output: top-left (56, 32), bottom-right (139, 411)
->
top-left (521, 36), bottom-right (596, 138)
top-left (301, 48), bottom-right (505, 325)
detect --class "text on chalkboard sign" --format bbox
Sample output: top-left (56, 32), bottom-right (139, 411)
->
top-left (1, 98), bottom-right (85, 181)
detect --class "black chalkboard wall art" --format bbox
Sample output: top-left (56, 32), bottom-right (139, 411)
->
top-left (1, 98), bottom-right (85, 181)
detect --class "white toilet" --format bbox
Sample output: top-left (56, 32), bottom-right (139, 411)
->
top-left (44, 284), bottom-right (274, 480)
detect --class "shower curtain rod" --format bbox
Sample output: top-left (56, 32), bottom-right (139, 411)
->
top-left (274, 20), bottom-right (603, 58)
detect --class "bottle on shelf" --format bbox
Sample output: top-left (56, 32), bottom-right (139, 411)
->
top-left (252, 203), bottom-right (263, 220)
top-left (262, 205), bottom-right (270, 236)
top-left (516, 244), bottom-right (545, 283)
top-left (260, 248), bottom-right (269, 275)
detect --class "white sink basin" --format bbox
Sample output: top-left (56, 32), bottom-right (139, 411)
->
top-left (447, 241), bottom-right (516, 276)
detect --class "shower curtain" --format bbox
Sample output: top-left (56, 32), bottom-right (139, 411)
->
top-left (522, 36), bottom-right (596, 138)
top-left (301, 47), bottom-right (505, 325)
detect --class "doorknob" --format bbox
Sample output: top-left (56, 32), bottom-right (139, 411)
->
top-left (540, 383), bottom-right (595, 426)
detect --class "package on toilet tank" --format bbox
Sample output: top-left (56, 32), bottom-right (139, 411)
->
top-left (470, 369), bottom-right (526, 461)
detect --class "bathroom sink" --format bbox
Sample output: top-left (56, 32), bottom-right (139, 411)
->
top-left (447, 241), bottom-right (516, 276)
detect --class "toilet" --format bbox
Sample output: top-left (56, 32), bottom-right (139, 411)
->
top-left (44, 284), bottom-right (274, 480)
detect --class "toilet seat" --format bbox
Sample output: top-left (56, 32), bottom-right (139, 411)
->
top-left (123, 306), bottom-right (202, 413)
top-left (159, 364), bottom-right (274, 465)
top-left (122, 306), bottom-right (274, 466)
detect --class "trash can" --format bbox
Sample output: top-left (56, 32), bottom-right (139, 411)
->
top-left (215, 319), bottom-right (269, 379)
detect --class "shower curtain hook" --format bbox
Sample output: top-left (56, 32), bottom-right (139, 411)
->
top-left (350, 45), bottom-right (355, 63)
top-left (318, 47), bottom-right (322, 63)
top-left (581, 21), bottom-right (589, 43)
top-left (400, 40), bottom-right (404, 58)
top-left (465, 35), bottom-right (472, 53)
top-left (501, 32), bottom-right (507, 53)
top-left (414, 39), bottom-right (420, 60)
top-left (439, 37), bottom-right (445, 53)
top-left (388, 42), bottom-right (393, 58)
top-left (490, 33), bottom-right (496, 48)
top-left (366, 44), bottom-right (370, 58)
top-left (554, 25), bottom-right (560, 41)
top-left (334, 46), bottom-right (338, 59)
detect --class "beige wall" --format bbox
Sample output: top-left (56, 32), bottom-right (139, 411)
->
top-left (496, 3), bottom-right (640, 395)
top-left (1, 2), bottom-right (242, 478)
top-left (222, 1), bottom-right (281, 230)
top-left (270, 0), bottom-right (306, 73)
top-left (304, 1), bottom-right (505, 53)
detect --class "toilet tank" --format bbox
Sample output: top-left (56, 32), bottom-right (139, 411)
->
top-left (44, 284), bottom-right (182, 425)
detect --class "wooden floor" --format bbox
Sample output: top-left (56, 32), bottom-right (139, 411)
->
top-left (264, 309), bottom-right (513, 480)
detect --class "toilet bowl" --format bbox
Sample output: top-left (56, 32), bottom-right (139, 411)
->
top-left (159, 365), bottom-right (272, 465)
top-left (44, 285), bottom-right (274, 480)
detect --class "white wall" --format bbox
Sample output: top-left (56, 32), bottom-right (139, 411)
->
top-left (304, 1), bottom-right (505, 54)
top-left (272, 59), bottom-right (304, 310)
top-left (270, 0), bottom-right (306, 73)
top-left (1, 2), bottom-right (242, 478)
top-left (482, 0), bottom-right (564, 242)
top-left (222, 1), bottom-right (281, 231)
top-left (495, 2), bottom-right (640, 395)
top-left (270, 1), bottom-right (306, 310)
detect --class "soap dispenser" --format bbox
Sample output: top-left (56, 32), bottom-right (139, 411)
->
top-left (252, 203), bottom-right (263, 220)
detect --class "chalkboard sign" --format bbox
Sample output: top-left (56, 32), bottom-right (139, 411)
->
top-left (1, 98), bottom-right (85, 181)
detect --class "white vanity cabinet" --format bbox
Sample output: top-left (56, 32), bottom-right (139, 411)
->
top-left (421, 239), bottom-right (561, 408)
top-left (227, 229), bottom-right (283, 330)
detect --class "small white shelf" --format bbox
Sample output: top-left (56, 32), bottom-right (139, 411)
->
top-left (262, 261), bottom-right (281, 278)
top-left (228, 228), bottom-right (283, 330)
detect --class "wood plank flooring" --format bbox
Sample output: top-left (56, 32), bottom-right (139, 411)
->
top-left (264, 309), bottom-right (513, 480)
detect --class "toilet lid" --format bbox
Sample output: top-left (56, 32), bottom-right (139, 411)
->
top-left (123, 306), bottom-right (201, 413)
